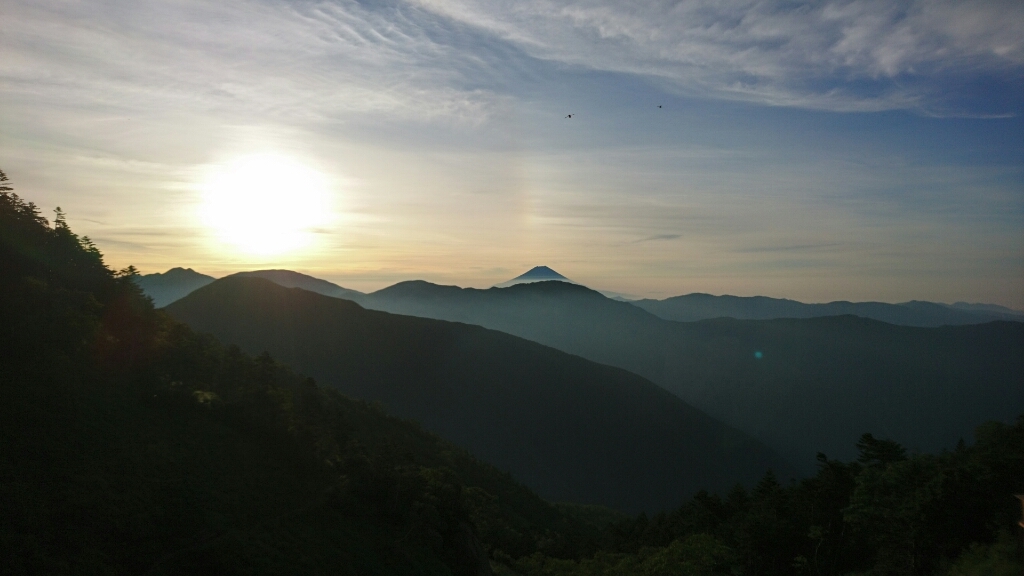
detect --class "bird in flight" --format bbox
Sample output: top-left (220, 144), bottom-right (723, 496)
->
top-left (565, 114), bottom-right (574, 119)
top-left (657, 105), bottom-right (662, 108)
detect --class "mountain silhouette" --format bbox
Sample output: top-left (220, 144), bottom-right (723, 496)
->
top-left (135, 266), bottom-right (1022, 327)
top-left (166, 276), bottom-right (792, 512)
top-left (134, 267), bottom-right (215, 307)
top-left (134, 268), bottom-right (364, 307)
top-left (360, 280), bottom-right (1024, 471)
top-left (494, 266), bottom-right (574, 288)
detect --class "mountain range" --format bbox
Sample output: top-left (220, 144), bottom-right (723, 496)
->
top-left (136, 266), bottom-right (1023, 327)
top-left (138, 267), bottom-right (1024, 470)
top-left (164, 276), bottom-right (791, 513)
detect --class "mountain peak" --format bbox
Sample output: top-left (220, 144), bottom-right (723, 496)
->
top-left (135, 267), bottom-right (216, 307)
top-left (230, 269), bottom-right (364, 302)
top-left (495, 266), bottom-right (574, 288)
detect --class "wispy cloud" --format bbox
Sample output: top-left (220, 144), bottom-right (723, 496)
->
top-left (0, 0), bottom-right (518, 126)
top-left (411, 0), bottom-right (1024, 114)
top-left (3, 0), bottom-right (1020, 123)
top-left (737, 242), bottom-right (844, 253)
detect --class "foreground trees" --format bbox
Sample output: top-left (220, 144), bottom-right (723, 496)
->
top-left (511, 421), bottom-right (1022, 576)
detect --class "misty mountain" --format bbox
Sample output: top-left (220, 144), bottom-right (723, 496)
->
top-left (165, 276), bottom-right (791, 513)
top-left (230, 269), bottom-right (365, 300)
top-left (948, 301), bottom-right (1024, 316)
top-left (632, 292), bottom-right (1023, 326)
top-left (134, 267), bottom-right (215, 307)
top-left (359, 280), bottom-right (1024, 471)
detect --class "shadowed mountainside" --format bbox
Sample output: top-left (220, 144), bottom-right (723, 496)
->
top-left (632, 292), bottom-right (1023, 326)
top-left (360, 281), bottom-right (1024, 471)
top-left (165, 276), bottom-right (791, 513)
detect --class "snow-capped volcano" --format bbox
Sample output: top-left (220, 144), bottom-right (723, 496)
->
top-left (494, 266), bottom-right (575, 288)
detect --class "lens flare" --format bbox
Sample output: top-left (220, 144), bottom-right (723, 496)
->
top-left (199, 154), bottom-right (331, 256)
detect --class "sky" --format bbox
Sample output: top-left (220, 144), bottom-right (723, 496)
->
top-left (2, 0), bottom-right (1022, 306)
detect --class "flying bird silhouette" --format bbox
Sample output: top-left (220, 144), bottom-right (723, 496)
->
top-left (565, 114), bottom-right (573, 119)
top-left (657, 105), bottom-right (662, 108)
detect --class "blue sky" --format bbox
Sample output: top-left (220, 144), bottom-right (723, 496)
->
top-left (2, 0), bottom-right (1022, 306)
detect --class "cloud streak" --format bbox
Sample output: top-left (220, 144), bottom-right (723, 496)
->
top-left (628, 234), bottom-right (682, 245)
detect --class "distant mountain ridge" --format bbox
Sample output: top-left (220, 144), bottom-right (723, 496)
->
top-left (632, 292), bottom-right (1023, 326)
top-left (135, 266), bottom-right (1021, 327)
top-left (948, 301), bottom-right (1024, 316)
top-left (166, 276), bottom-right (792, 512)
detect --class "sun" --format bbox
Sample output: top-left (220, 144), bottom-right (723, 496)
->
top-left (199, 154), bottom-right (332, 256)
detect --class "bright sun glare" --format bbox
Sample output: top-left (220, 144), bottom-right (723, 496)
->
top-left (199, 154), bottom-right (332, 256)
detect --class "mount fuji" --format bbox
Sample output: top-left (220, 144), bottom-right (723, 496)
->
top-left (494, 266), bottom-right (575, 288)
